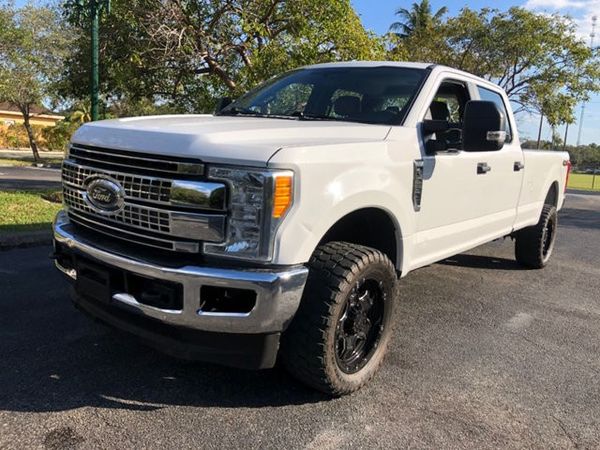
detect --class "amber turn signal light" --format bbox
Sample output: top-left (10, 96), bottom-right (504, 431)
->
top-left (273, 175), bottom-right (293, 218)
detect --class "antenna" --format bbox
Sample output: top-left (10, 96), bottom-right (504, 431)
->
top-left (576, 15), bottom-right (597, 147)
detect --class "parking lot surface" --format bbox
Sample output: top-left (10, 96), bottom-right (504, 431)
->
top-left (1, 194), bottom-right (599, 449)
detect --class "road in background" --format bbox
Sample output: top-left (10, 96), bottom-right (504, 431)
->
top-left (0, 166), bottom-right (61, 191)
top-left (1, 194), bottom-right (599, 449)
top-left (0, 150), bottom-right (64, 159)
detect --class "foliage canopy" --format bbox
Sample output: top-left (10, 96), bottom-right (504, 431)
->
top-left (0, 3), bottom-right (73, 159)
top-left (61, 0), bottom-right (384, 113)
top-left (388, 5), bottom-right (600, 126)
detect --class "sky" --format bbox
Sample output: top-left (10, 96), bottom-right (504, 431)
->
top-left (351, 0), bottom-right (600, 145)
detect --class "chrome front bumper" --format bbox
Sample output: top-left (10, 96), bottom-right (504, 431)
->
top-left (53, 210), bottom-right (308, 334)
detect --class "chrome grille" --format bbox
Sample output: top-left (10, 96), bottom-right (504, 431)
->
top-left (69, 143), bottom-right (204, 177)
top-left (62, 146), bottom-right (228, 253)
top-left (68, 209), bottom-right (198, 252)
top-left (63, 160), bottom-right (172, 204)
top-left (63, 186), bottom-right (171, 233)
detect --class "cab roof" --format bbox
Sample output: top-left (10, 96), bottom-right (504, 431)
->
top-left (302, 61), bottom-right (500, 92)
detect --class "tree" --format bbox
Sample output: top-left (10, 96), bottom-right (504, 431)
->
top-left (0, 3), bottom-right (73, 161)
top-left (61, 0), bottom-right (384, 113)
top-left (70, 102), bottom-right (92, 125)
top-left (443, 8), bottom-right (600, 119)
top-left (387, 7), bottom-right (600, 126)
top-left (389, 0), bottom-right (447, 38)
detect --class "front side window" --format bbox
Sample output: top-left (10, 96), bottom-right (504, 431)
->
top-left (219, 66), bottom-right (427, 125)
top-left (477, 86), bottom-right (512, 142)
top-left (424, 80), bottom-right (471, 149)
top-left (426, 80), bottom-right (470, 124)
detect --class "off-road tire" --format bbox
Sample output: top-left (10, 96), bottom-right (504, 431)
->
top-left (514, 204), bottom-right (557, 269)
top-left (280, 242), bottom-right (399, 396)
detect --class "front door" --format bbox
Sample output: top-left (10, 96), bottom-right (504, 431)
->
top-left (412, 78), bottom-right (518, 268)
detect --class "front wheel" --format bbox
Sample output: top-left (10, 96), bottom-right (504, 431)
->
top-left (514, 204), bottom-right (558, 269)
top-left (280, 242), bottom-right (399, 396)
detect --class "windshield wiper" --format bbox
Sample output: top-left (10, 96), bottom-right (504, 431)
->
top-left (219, 107), bottom-right (299, 120)
top-left (218, 106), bottom-right (264, 116)
top-left (293, 112), bottom-right (338, 121)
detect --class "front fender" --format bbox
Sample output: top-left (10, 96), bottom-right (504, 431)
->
top-left (268, 142), bottom-right (416, 272)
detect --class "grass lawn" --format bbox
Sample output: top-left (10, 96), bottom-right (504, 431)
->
top-left (0, 190), bottom-right (62, 234)
top-left (568, 173), bottom-right (600, 192)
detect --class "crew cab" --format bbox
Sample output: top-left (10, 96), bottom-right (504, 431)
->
top-left (53, 62), bottom-right (570, 395)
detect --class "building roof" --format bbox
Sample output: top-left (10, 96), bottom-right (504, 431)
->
top-left (0, 102), bottom-right (64, 119)
top-left (0, 102), bottom-right (59, 116)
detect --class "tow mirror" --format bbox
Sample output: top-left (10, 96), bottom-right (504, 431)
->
top-left (462, 101), bottom-right (506, 152)
top-left (215, 97), bottom-right (233, 113)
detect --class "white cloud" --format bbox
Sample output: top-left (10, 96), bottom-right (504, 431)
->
top-left (524, 0), bottom-right (600, 42)
top-left (525, 0), bottom-right (587, 8)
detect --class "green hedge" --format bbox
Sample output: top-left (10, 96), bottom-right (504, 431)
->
top-left (0, 121), bottom-right (76, 152)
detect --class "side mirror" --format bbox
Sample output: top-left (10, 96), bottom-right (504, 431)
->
top-left (215, 97), bottom-right (233, 113)
top-left (462, 101), bottom-right (506, 152)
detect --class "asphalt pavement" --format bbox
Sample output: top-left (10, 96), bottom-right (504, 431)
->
top-left (0, 165), bottom-right (61, 191)
top-left (1, 194), bottom-right (599, 449)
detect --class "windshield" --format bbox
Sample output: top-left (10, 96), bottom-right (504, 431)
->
top-left (218, 66), bottom-right (427, 125)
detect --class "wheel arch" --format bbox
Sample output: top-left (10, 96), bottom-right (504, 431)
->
top-left (544, 181), bottom-right (559, 207)
top-left (316, 207), bottom-right (403, 274)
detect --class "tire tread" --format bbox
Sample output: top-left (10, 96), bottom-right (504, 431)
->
top-left (515, 204), bottom-right (557, 269)
top-left (280, 241), bottom-right (397, 395)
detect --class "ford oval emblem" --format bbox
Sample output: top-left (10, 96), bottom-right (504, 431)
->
top-left (84, 176), bottom-right (125, 214)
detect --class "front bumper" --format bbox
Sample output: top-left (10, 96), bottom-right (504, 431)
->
top-left (53, 211), bottom-right (309, 368)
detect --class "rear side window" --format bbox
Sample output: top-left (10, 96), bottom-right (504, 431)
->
top-left (477, 86), bottom-right (512, 142)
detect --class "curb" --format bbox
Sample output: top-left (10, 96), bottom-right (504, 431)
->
top-left (0, 229), bottom-right (53, 251)
top-left (566, 189), bottom-right (600, 197)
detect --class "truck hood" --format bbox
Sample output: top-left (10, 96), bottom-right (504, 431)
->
top-left (72, 115), bottom-right (391, 166)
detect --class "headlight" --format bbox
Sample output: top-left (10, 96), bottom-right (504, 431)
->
top-left (203, 166), bottom-right (294, 261)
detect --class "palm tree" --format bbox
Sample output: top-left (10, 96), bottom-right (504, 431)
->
top-left (70, 103), bottom-right (91, 124)
top-left (389, 1), bottom-right (448, 38)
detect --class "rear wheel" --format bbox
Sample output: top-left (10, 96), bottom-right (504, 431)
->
top-left (514, 204), bottom-right (557, 269)
top-left (280, 242), bottom-right (398, 396)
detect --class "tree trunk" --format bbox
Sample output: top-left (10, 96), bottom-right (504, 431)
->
top-left (206, 57), bottom-right (237, 91)
top-left (22, 115), bottom-right (40, 162)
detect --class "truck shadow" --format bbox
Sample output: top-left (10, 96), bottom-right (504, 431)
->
top-left (439, 253), bottom-right (522, 270)
top-left (0, 322), bottom-right (329, 413)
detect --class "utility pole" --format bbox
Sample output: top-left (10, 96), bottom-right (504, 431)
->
top-left (536, 112), bottom-right (544, 149)
top-left (576, 15), bottom-right (597, 147)
top-left (74, 0), bottom-right (110, 121)
top-left (91, 0), bottom-right (99, 121)
top-left (562, 123), bottom-right (569, 152)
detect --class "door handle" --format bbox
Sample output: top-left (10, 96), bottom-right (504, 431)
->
top-left (514, 161), bottom-right (525, 171)
top-left (477, 162), bottom-right (491, 174)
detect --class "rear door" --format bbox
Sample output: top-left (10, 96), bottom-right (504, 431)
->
top-left (473, 85), bottom-right (524, 233)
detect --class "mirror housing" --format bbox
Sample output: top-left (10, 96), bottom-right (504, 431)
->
top-left (215, 97), bottom-right (233, 113)
top-left (462, 101), bottom-right (506, 152)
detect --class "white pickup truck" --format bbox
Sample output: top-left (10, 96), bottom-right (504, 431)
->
top-left (53, 62), bottom-right (571, 395)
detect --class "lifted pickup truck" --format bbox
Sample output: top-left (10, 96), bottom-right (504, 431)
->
top-left (53, 62), bottom-right (570, 395)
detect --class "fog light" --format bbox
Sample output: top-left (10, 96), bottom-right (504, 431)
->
top-left (199, 286), bottom-right (257, 315)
